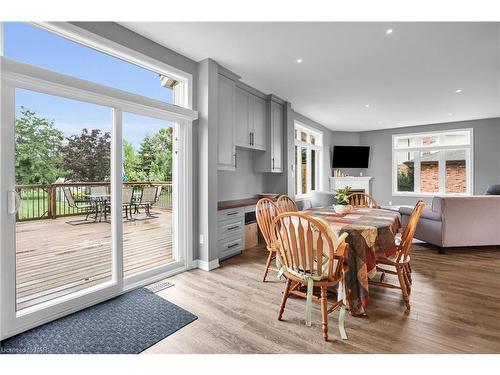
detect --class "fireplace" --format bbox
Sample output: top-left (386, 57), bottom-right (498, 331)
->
top-left (329, 176), bottom-right (373, 194)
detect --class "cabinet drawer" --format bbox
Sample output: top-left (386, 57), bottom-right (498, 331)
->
top-left (218, 207), bottom-right (244, 222)
top-left (218, 218), bottom-right (244, 241)
top-left (218, 236), bottom-right (244, 259)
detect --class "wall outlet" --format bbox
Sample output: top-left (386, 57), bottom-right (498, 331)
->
top-left (388, 201), bottom-right (393, 206)
top-left (199, 234), bottom-right (204, 244)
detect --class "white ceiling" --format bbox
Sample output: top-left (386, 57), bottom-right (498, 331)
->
top-left (121, 22), bottom-right (500, 131)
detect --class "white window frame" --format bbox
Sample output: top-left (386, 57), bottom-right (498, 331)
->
top-left (0, 23), bottom-right (197, 339)
top-left (10, 22), bottom-right (193, 109)
top-left (392, 128), bottom-right (473, 197)
top-left (294, 121), bottom-right (323, 198)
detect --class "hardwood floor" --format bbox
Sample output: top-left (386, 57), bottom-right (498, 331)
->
top-left (16, 209), bottom-right (173, 310)
top-left (146, 243), bottom-right (500, 354)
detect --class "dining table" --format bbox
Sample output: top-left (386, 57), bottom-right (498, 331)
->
top-left (305, 206), bottom-right (402, 316)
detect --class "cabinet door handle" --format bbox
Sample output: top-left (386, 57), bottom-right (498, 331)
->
top-left (227, 211), bottom-right (239, 216)
top-left (272, 157), bottom-right (275, 170)
top-left (227, 242), bottom-right (239, 249)
top-left (251, 132), bottom-right (254, 146)
top-left (233, 153), bottom-right (237, 168)
top-left (227, 225), bottom-right (239, 231)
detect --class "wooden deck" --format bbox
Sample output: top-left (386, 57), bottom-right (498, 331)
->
top-left (15, 209), bottom-right (173, 310)
top-left (145, 243), bottom-right (500, 354)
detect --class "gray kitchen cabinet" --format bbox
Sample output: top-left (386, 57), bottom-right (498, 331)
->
top-left (255, 96), bottom-right (284, 173)
top-left (235, 86), bottom-right (266, 150)
top-left (251, 95), bottom-right (266, 150)
top-left (235, 86), bottom-right (250, 147)
top-left (217, 207), bottom-right (245, 260)
top-left (217, 73), bottom-right (236, 171)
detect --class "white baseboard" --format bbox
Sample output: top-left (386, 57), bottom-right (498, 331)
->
top-left (195, 258), bottom-right (220, 271)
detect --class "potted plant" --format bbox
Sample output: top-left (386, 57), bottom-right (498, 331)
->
top-left (334, 186), bottom-right (353, 214)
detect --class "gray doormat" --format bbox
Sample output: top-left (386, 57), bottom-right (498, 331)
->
top-left (0, 288), bottom-right (197, 354)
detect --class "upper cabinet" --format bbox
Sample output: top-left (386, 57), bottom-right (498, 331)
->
top-left (255, 96), bottom-right (284, 173)
top-left (251, 95), bottom-right (266, 150)
top-left (216, 65), bottom-right (284, 173)
top-left (270, 100), bottom-right (283, 172)
top-left (235, 87), bottom-right (266, 150)
top-left (217, 73), bottom-right (236, 171)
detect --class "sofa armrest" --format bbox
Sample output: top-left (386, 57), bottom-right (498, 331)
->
top-left (399, 207), bottom-right (441, 221)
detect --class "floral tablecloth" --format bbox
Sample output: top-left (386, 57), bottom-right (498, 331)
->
top-left (306, 206), bottom-right (401, 315)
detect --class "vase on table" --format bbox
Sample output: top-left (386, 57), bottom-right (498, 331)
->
top-left (333, 204), bottom-right (353, 214)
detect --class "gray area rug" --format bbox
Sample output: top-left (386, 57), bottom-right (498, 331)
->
top-left (0, 288), bottom-right (197, 354)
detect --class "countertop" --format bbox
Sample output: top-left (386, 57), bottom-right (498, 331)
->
top-left (218, 198), bottom-right (261, 210)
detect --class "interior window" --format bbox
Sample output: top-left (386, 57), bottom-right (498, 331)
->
top-left (393, 129), bottom-right (472, 196)
top-left (294, 123), bottom-right (322, 197)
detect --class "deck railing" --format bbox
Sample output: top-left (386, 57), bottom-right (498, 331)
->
top-left (15, 181), bottom-right (173, 221)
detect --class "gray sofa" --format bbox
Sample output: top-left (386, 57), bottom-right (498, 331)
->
top-left (296, 190), bottom-right (337, 211)
top-left (399, 196), bottom-right (500, 253)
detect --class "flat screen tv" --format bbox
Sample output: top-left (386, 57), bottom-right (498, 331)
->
top-left (332, 145), bottom-right (370, 168)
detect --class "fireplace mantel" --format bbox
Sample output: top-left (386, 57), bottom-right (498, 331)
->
top-left (329, 176), bottom-right (373, 194)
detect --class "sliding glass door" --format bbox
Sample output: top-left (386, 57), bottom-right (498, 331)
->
top-left (13, 89), bottom-right (115, 312)
top-left (0, 57), bottom-right (195, 340)
top-left (122, 112), bottom-right (181, 282)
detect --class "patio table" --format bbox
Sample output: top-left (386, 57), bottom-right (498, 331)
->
top-left (88, 193), bottom-right (111, 222)
top-left (305, 206), bottom-right (401, 316)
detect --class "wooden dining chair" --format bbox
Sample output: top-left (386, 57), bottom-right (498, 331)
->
top-left (255, 198), bottom-right (280, 282)
top-left (346, 192), bottom-right (380, 208)
top-left (368, 200), bottom-right (425, 312)
top-left (271, 212), bottom-right (349, 341)
top-left (276, 194), bottom-right (298, 213)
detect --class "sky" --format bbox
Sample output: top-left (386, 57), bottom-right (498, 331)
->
top-left (5, 22), bottom-right (173, 150)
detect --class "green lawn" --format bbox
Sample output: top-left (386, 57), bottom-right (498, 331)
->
top-left (19, 199), bottom-right (77, 220)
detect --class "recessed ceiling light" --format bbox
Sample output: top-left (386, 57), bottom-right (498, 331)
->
top-left (454, 89), bottom-right (463, 94)
top-left (386, 28), bottom-right (394, 35)
top-left (296, 59), bottom-right (303, 64)
top-left (365, 104), bottom-right (371, 108)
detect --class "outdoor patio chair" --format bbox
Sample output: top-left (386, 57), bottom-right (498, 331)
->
top-left (133, 186), bottom-right (159, 219)
top-left (122, 187), bottom-right (134, 220)
top-left (62, 187), bottom-right (96, 225)
top-left (154, 186), bottom-right (162, 204)
top-left (90, 185), bottom-right (108, 196)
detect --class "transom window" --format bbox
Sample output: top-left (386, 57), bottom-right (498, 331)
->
top-left (2, 22), bottom-right (190, 107)
top-left (392, 129), bottom-right (473, 196)
top-left (294, 123), bottom-right (323, 197)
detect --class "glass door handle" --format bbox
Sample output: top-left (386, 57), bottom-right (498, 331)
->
top-left (8, 190), bottom-right (21, 215)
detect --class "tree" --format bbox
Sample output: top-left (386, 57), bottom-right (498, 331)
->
top-left (123, 140), bottom-right (146, 181)
top-left (15, 107), bottom-right (64, 184)
top-left (150, 127), bottom-right (173, 181)
top-left (397, 170), bottom-right (414, 192)
top-left (134, 127), bottom-right (173, 182)
top-left (138, 135), bottom-right (155, 178)
top-left (60, 128), bottom-right (111, 181)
